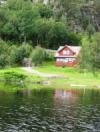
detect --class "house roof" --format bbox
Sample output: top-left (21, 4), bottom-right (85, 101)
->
top-left (55, 45), bottom-right (81, 57)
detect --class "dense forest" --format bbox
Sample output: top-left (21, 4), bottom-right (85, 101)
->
top-left (0, 0), bottom-right (100, 48)
top-left (0, 0), bottom-right (83, 48)
top-left (1, 0), bottom-right (100, 32)
top-left (0, 0), bottom-right (100, 71)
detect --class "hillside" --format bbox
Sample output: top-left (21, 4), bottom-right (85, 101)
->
top-left (1, 0), bottom-right (100, 32)
top-left (32, 0), bottom-right (100, 32)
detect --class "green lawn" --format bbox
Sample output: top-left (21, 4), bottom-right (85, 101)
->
top-left (0, 64), bottom-right (100, 89)
top-left (36, 62), bottom-right (100, 86)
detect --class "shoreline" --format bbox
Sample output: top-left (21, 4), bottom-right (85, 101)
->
top-left (0, 67), bottom-right (100, 90)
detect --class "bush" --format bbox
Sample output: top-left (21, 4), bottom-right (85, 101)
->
top-left (91, 33), bottom-right (100, 71)
top-left (31, 46), bottom-right (47, 66)
top-left (4, 71), bottom-right (27, 82)
top-left (0, 54), bottom-right (8, 68)
top-left (0, 40), bottom-right (10, 68)
top-left (78, 33), bottom-right (100, 74)
top-left (45, 53), bottom-right (54, 62)
top-left (78, 37), bottom-right (92, 70)
top-left (10, 44), bottom-right (33, 65)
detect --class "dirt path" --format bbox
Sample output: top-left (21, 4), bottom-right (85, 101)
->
top-left (22, 67), bottom-right (63, 78)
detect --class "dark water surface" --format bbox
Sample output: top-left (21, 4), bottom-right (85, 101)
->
top-left (0, 87), bottom-right (100, 132)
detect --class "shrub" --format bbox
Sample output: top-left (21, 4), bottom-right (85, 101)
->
top-left (4, 71), bottom-right (27, 82)
top-left (91, 33), bottom-right (100, 72)
top-left (0, 40), bottom-right (10, 68)
top-left (31, 46), bottom-right (47, 66)
top-left (10, 44), bottom-right (33, 65)
top-left (0, 54), bottom-right (8, 68)
top-left (78, 33), bottom-right (100, 74)
top-left (78, 37), bottom-right (92, 70)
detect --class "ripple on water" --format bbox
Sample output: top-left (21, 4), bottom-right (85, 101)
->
top-left (0, 88), bottom-right (100, 132)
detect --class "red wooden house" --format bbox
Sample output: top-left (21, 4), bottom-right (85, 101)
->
top-left (55, 45), bottom-right (81, 67)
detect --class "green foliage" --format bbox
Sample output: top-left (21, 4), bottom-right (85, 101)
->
top-left (78, 37), bottom-right (92, 70)
top-left (47, 22), bottom-right (81, 49)
top-left (0, 40), bottom-right (10, 68)
top-left (46, 54), bottom-right (54, 62)
top-left (34, 3), bottom-right (52, 18)
top-left (4, 71), bottom-right (27, 82)
top-left (31, 46), bottom-right (47, 66)
top-left (94, 0), bottom-right (100, 13)
top-left (67, 32), bottom-right (81, 45)
top-left (0, 0), bottom-right (81, 49)
top-left (91, 33), bottom-right (100, 71)
top-left (0, 0), bottom-right (39, 42)
top-left (50, 0), bottom-right (100, 32)
top-left (0, 55), bottom-right (8, 68)
top-left (10, 44), bottom-right (32, 65)
top-left (78, 33), bottom-right (100, 73)
top-left (47, 22), bottom-right (68, 49)
top-left (86, 24), bottom-right (95, 41)
top-left (33, 18), bottom-right (52, 46)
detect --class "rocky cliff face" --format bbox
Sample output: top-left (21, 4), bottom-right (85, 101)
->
top-left (81, 4), bottom-right (100, 31)
top-left (54, 1), bottom-right (100, 32)
top-left (69, 4), bottom-right (100, 32)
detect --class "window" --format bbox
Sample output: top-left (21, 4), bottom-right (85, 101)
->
top-left (68, 58), bottom-right (76, 62)
top-left (57, 58), bottom-right (76, 62)
top-left (65, 58), bottom-right (68, 62)
top-left (63, 50), bottom-right (70, 55)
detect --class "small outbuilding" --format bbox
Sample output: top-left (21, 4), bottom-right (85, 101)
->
top-left (55, 45), bottom-right (81, 67)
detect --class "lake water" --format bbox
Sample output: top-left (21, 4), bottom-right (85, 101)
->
top-left (0, 86), bottom-right (100, 132)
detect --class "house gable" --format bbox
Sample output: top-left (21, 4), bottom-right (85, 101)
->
top-left (58, 46), bottom-right (75, 57)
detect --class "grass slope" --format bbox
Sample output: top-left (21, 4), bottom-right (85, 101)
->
top-left (36, 62), bottom-right (100, 86)
top-left (0, 63), bottom-right (100, 89)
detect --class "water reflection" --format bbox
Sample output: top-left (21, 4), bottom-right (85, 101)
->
top-left (0, 87), bottom-right (100, 131)
top-left (54, 89), bottom-right (80, 104)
